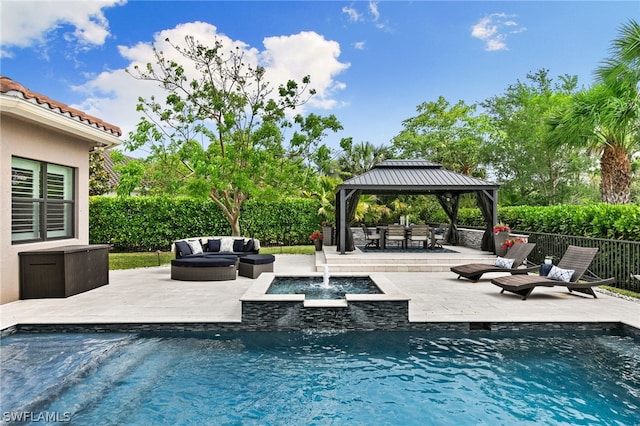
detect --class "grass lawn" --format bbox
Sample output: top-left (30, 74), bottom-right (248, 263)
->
top-left (108, 245), bottom-right (316, 270)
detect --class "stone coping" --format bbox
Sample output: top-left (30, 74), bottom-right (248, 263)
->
top-left (239, 272), bottom-right (411, 307)
top-left (3, 322), bottom-right (637, 338)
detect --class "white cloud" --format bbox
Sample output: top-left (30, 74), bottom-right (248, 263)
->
top-left (368, 1), bottom-right (380, 21)
top-left (342, 1), bottom-right (389, 32)
top-left (354, 41), bottom-right (366, 50)
top-left (72, 22), bottom-right (350, 141)
top-left (0, 0), bottom-right (125, 58)
top-left (471, 13), bottom-right (525, 51)
top-left (342, 6), bottom-right (361, 22)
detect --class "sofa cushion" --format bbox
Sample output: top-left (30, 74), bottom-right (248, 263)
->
top-left (174, 241), bottom-right (192, 258)
top-left (243, 238), bottom-right (255, 252)
top-left (220, 238), bottom-right (235, 252)
top-left (207, 239), bottom-right (221, 252)
top-left (239, 254), bottom-right (275, 265)
top-left (187, 239), bottom-right (204, 255)
top-left (172, 256), bottom-right (237, 268)
top-left (233, 239), bottom-right (245, 252)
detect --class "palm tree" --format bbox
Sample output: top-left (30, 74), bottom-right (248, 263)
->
top-left (548, 19), bottom-right (639, 204)
top-left (337, 141), bottom-right (391, 179)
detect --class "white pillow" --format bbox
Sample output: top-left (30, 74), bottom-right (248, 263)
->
top-left (548, 265), bottom-right (575, 282)
top-left (220, 237), bottom-right (235, 253)
top-left (186, 239), bottom-right (203, 255)
top-left (495, 257), bottom-right (515, 269)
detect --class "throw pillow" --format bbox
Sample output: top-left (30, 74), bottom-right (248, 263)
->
top-left (494, 257), bottom-right (515, 269)
top-left (187, 239), bottom-right (203, 255)
top-left (243, 238), bottom-right (255, 252)
top-left (233, 239), bottom-right (245, 252)
top-left (548, 265), bottom-right (575, 282)
top-left (174, 241), bottom-right (192, 258)
top-left (207, 239), bottom-right (221, 252)
top-left (220, 238), bottom-right (235, 253)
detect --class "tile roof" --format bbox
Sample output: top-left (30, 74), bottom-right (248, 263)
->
top-left (103, 149), bottom-right (134, 187)
top-left (0, 76), bottom-right (122, 137)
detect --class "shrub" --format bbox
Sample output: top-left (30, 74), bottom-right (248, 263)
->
top-left (90, 196), bottom-right (322, 252)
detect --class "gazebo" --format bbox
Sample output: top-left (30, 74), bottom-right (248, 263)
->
top-left (334, 159), bottom-right (500, 254)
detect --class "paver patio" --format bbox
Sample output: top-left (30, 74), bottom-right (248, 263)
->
top-left (1, 246), bottom-right (638, 332)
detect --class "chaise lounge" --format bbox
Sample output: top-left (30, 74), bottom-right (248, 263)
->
top-left (450, 242), bottom-right (537, 282)
top-left (490, 245), bottom-right (615, 300)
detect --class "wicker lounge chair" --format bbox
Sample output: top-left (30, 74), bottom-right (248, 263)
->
top-left (450, 242), bottom-right (537, 282)
top-left (490, 245), bottom-right (615, 300)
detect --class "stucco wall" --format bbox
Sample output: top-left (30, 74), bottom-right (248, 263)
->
top-left (1, 115), bottom-right (93, 303)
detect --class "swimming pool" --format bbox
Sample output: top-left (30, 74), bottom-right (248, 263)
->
top-left (2, 330), bottom-right (638, 424)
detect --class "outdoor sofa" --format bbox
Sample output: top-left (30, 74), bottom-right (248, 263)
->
top-left (173, 236), bottom-right (260, 259)
top-left (170, 236), bottom-right (261, 281)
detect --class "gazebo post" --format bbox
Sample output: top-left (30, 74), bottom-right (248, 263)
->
top-left (338, 189), bottom-right (346, 254)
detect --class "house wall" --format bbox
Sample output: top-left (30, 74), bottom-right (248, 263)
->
top-left (1, 115), bottom-right (93, 304)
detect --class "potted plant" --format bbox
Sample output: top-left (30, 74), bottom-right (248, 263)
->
top-left (493, 223), bottom-right (511, 256)
top-left (500, 237), bottom-right (525, 251)
top-left (310, 230), bottom-right (323, 251)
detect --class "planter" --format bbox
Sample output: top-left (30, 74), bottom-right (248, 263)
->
top-left (322, 226), bottom-right (334, 246)
top-left (494, 232), bottom-right (510, 256)
top-left (313, 239), bottom-right (323, 251)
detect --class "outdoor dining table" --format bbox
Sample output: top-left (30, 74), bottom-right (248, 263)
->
top-left (376, 225), bottom-right (438, 250)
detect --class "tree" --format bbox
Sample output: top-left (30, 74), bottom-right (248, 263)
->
top-left (89, 150), bottom-right (112, 196)
top-left (392, 96), bottom-right (488, 176)
top-left (548, 20), bottom-right (640, 204)
top-left (482, 70), bottom-right (593, 205)
top-left (126, 35), bottom-right (340, 235)
top-left (337, 139), bottom-right (391, 179)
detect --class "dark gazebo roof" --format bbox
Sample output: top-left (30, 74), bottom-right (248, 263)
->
top-left (334, 159), bottom-right (500, 254)
top-left (338, 159), bottom-right (498, 193)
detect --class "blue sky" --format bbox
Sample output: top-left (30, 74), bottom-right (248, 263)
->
top-left (1, 1), bottom-right (638, 157)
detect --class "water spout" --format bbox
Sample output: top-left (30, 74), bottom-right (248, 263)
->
top-left (322, 264), bottom-right (330, 287)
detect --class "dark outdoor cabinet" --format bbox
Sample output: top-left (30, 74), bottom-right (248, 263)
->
top-left (19, 245), bottom-right (109, 299)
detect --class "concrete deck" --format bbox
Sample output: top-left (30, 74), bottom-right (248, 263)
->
top-left (1, 247), bottom-right (638, 332)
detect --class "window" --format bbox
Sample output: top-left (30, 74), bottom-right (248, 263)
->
top-left (11, 157), bottom-right (75, 243)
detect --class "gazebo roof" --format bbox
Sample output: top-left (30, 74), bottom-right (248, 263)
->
top-left (338, 159), bottom-right (498, 194)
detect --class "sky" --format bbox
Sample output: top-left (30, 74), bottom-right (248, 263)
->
top-left (1, 1), bottom-right (638, 158)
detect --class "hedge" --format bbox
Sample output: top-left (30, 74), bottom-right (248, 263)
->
top-left (89, 196), bottom-right (323, 252)
top-left (449, 203), bottom-right (639, 241)
top-left (90, 197), bottom-right (640, 251)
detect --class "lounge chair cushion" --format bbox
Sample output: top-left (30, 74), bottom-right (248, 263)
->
top-left (495, 257), bottom-right (515, 269)
top-left (548, 265), bottom-right (575, 282)
top-left (187, 239), bottom-right (204, 255)
top-left (207, 238), bottom-right (221, 252)
top-left (175, 241), bottom-right (192, 258)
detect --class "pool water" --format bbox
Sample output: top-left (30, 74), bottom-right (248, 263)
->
top-left (1, 331), bottom-right (639, 425)
top-left (267, 276), bottom-right (381, 299)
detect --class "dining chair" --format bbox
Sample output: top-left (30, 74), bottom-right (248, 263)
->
top-left (386, 224), bottom-right (407, 249)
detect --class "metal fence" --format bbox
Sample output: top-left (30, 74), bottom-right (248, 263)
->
top-left (523, 231), bottom-right (640, 292)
